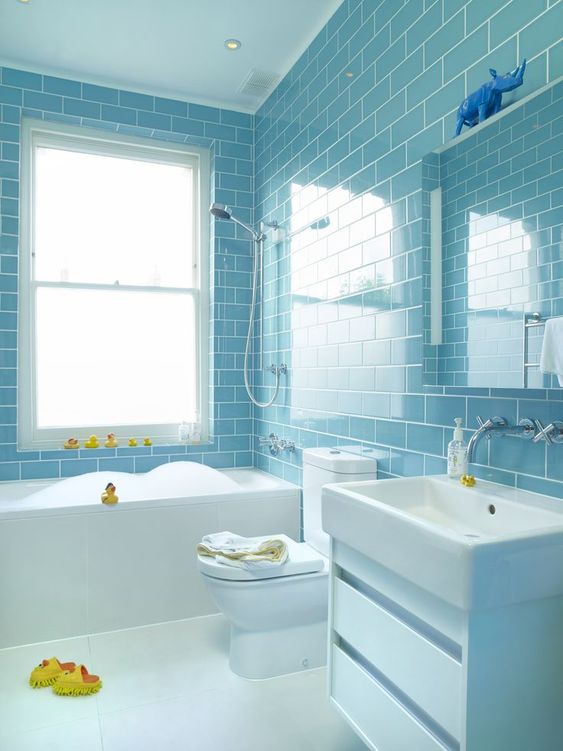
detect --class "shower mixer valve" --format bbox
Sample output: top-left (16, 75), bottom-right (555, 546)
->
top-left (267, 363), bottom-right (288, 375)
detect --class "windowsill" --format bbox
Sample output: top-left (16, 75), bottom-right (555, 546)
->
top-left (17, 439), bottom-right (213, 453)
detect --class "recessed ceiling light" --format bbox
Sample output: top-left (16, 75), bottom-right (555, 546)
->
top-left (224, 39), bottom-right (241, 51)
top-left (344, 71), bottom-right (354, 78)
top-left (18, 0), bottom-right (31, 4)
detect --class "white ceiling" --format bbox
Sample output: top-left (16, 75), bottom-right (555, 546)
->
top-left (0, 0), bottom-right (344, 113)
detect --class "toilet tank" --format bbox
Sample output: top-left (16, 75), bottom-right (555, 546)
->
top-left (302, 448), bottom-right (377, 557)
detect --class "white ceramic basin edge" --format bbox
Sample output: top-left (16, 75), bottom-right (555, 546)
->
top-left (322, 475), bottom-right (563, 611)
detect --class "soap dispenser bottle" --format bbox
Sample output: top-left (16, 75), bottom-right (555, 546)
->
top-left (447, 418), bottom-right (468, 478)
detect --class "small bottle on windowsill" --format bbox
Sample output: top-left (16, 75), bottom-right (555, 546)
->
top-left (190, 412), bottom-right (201, 444)
top-left (178, 420), bottom-right (190, 443)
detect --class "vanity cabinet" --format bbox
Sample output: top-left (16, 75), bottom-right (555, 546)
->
top-left (327, 539), bottom-right (563, 751)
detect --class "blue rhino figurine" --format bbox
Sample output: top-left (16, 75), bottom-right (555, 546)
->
top-left (455, 59), bottom-right (526, 135)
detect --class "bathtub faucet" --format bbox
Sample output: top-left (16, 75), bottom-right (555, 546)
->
top-left (259, 433), bottom-right (296, 456)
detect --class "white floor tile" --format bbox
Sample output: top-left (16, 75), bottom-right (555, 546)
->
top-left (99, 696), bottom-right (194, 751)
top-left (2, 616), bottom-right (365, 750)
top-left (275, 668), bottom-right (367, 751)
top-left (0, 718), bottom-right (103, 751)
top-left (0, 636), bottom-right (97, 739)
top-left (88, 615), bottom-right (238, 713)
top-left (100, 689), bottom-right (308, 751)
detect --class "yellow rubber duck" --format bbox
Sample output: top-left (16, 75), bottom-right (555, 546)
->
top-left (101, 482), bottom-right (118, 505)
top-left (105, 432), bottom-right (118, 448)
top-left (128, 438), bottom-right (137, 447)
top-left (84, 435), bottom-right (99, 449)
top-left (461, 474), bottom-right (476, 487)
top-left (143, 437), bottom-right (152, 446)
top-left (63, 438), bottom-right (80, 450)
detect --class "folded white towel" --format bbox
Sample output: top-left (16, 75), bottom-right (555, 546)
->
top-left (214, 548), bottom-right (288, 570)
top-left (201, 531), bottom-right (260, 552)
top-left (540, 318), bottom-right (563, 387)
top-left (197, 532), bottom-right (289, 570)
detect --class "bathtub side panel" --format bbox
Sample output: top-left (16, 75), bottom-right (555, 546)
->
top-left (0, 515), bottom-right (88, 648)
top-left (87, 503), bottom-right (221, 634)
top-left (0, 486), bottom-right (302, 646)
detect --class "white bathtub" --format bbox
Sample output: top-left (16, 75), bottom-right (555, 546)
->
top-left (0, 462), bottom-right (300, 648)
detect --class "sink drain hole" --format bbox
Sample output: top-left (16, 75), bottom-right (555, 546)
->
top-left (488, 504), bottom-right (496, 515)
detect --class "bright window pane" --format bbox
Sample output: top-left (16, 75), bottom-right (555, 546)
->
top-left (35, 287), bottom-right (196, 428)
top-left (34, 147), bottom-right (193, 287)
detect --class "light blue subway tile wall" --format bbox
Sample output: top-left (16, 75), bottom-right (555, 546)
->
top-left (253, 0), bottom-right (563, 497)
top-left (0, 66), bottom-right (254, 478)
top-left (431, 83), bottom-right (563, 388)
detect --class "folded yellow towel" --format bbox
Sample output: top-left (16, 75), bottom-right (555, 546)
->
top-left (197, 538), bottom-right (288, 567)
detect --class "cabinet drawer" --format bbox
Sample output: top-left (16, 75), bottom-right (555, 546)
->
top-left (331, 645), bottom-right (450, 751)
top-left (333, 577), bottom-right (462, 740)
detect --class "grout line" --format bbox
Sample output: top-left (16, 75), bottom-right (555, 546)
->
top-left (97, 712), bottom-right (106, 751)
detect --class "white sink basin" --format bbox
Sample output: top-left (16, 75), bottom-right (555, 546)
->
top-left (322, 475), bottom-right (563, 610)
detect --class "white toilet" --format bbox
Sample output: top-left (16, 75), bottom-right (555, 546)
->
top-left (198, 448), bottom-right (377, 679)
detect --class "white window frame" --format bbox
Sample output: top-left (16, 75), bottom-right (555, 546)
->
top-left (19, 119), bottom-right (210, 450)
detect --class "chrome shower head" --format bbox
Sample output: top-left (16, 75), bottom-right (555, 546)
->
top-left (209, 203), bottom-right (261, 242)
top-left (210, 202), bottom-right (232, 220)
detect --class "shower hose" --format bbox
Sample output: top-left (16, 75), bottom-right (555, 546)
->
top-left (243, 237), bottom-right (283, 408)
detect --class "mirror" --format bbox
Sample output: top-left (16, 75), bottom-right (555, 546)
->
top-left (423, 76), bottom-right (562, 388)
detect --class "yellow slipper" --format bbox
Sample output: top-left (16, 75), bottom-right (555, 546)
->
top-left (29, 657), bottom-right (76, 688)
top-left (52, 664), bottom-right (102, 696)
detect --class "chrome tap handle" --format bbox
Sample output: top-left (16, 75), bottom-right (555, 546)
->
top-left (475, 416), bottom-right (506, 437)
top-left (259, 433), bottom-right (278, 445)
top-left (279, 439), bottom-right (295, 453)
top-left (550, 421), bottom-right (563, 444)
top-left (532, 420), bottom-right (553, 444)
top-left (534, 420), bottom-right (563, 445)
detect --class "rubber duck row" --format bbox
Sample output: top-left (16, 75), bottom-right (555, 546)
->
top-left (64, 433), bottom-right (152, 449)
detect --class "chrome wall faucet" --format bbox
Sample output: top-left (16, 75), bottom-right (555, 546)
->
top-left (466, 416), bottom-right (536, 464)
top-left (258, 433), bottom-right (296, 456)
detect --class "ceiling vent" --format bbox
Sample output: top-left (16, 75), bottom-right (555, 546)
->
top-left (238, 69), bottom-right (280, 98)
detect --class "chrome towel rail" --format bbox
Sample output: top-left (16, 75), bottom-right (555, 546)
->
top-left (523, 312), bottom-right (549, 385)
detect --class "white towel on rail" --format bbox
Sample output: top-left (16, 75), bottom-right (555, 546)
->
top-left (540, 318), bottom-right (563, 386)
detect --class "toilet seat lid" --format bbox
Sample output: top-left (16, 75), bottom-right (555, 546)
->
top-left (197, 534), bottom-right (326, 581)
